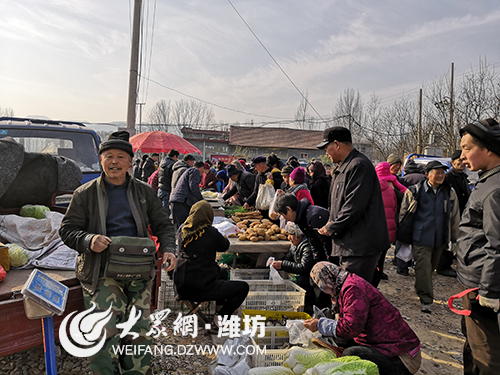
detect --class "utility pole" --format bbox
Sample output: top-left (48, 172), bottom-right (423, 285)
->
top-left (137, 102), bottom-right (145, 133)
top-left (417, 88), bottom-right (422, 154)
top-left (126, 0), bottom-right (142, 133)
top-left (449, 62), bottom-right (455, 149)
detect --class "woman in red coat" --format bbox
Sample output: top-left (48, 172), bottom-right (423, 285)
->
top-left (288, 167), bottom-right (314, 204)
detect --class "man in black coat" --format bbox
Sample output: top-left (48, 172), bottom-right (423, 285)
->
top-left (157, 149), bottom-right (179, 217)
top-left (317, 127), bottom-right (390, 284)
top-left (222, 164), bottom-right (255, 204)
top-left (445, 150), bottom-right (471, 215)
top-left (141, 153), bottom-right (159, 182)
top-left (244, 155), bottom-right (284, 216)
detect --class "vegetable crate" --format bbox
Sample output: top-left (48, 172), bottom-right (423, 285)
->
top-left (251, 346), bottom-right (289, 367)
top-left (242, 280), bottom-right (306, 312)
top-left (242, 309), bottom-right (311, 349)
top-left (230, 268), bottom-right (291, 281)
top-left (158, 271), bottom-right (215, 315)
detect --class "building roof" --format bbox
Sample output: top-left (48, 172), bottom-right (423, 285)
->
top-left (229, 126), bottom-right (323, 150)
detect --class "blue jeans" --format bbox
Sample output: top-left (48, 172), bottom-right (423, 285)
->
top-left (157, 188), bottom-right (171, 217)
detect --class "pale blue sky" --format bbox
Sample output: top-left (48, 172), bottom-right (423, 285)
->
top-left (1, 0), bottom-right (499, 125)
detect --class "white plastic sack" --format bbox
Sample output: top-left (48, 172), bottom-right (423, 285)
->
top-left (266, 257), bottom-right (284, 285)
top-left (255, 183), bottom-right (275, 211)
top-left (214, 221), bottom-right (240, 237)
top-left (396, 243), bottom-right (413, 262)
top-left (286, 320), bottom-right (320, 346)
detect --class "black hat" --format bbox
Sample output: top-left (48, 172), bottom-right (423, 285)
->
top-left (459, 119), bottom-right (500, 156)
top-left (252, 156), bottom-right (267, 165)
top-left (227, 164), bottom-right (241, 177)
top-left (267, 154), bottom-right (280, 166)
top-left (450, 150), bottom-right (462, 161)
top-left (316, 127), bottom-right (352, 149)
top-left (281, 165), bottom-right (294, 176)
top-left (425, 160), bottom-right (449, 173)
top-left (99, 131), bottom-right (134, 157)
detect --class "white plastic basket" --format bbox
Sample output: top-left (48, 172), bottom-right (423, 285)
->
top-left (242, 280), bottom-right (305, 312)
top-left (230, 268), bottom-right (291, 281)
top-left (250, 338), bottom-right (289, 367)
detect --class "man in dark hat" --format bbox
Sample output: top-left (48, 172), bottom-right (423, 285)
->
top-left (456, 118), bottom-right (500, 374)
top-left (222, 164), bottom-right (256, 204)
top-left (59, 131), bottom-right (176, 374)
top-left (445, 150), bottom-right (471, 215)
top-left (316, 127), bottom-right (390, 284)
top-left (244, 156), bottom-right (284, 218)
top-left (399, 160), bottom-right (460, 313)
top-left (157, 149), bottom-right (180, 217)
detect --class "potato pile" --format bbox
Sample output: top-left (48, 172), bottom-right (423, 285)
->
top-left (229, 217), bottom-right (289, 242)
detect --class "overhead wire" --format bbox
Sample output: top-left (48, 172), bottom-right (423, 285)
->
top-left (226, 0), bottom-right (329, 127)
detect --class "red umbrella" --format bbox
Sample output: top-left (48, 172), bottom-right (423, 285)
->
top-left (129, 131), bottom-right (201, 154)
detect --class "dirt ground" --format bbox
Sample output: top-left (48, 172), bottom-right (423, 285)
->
top-left (380, 247), bottom-right (465, 375)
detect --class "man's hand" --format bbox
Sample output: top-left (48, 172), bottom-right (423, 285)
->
top-left (269, 212), bottom-right (280, 220)
top-left (276, 189), bottom-right (285, 195)
top-left (479, 295), bottom-right (500, 312)
top-left (303, 318), bottom-right (319, 332)
top-left (243, 203), bottom-right (250, 209)
top-left (271, 260), bottom-right (282, 270)
top-left (91, 235), bottom-right (111, 253)
top-left (318, 226), bottom-right (329, 236)
top-left (162, 252), bottom-right (176, 272)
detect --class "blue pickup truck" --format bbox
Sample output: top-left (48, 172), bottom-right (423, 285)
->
top-left (0, 117), bottom-right (102, 184)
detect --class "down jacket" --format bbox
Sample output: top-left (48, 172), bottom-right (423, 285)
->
top-left (280, 237), bottom-right (315, 275)
top-left (59, 174), bottom-right (175, 294)
top-left (457, 166), bottom-right (500, 300)
top-left (318, 273), bottom-right (421, 358)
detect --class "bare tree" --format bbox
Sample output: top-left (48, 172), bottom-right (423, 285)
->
top-left (295, 91), bottom-right (315, 130)
top-left (0, 107), bottom-right (15, 117)
top-left (172, 99), bottom-right (215, 130)
top-left (148, 99), bottom-right (173, 133)
top-left (333, 88), bottom-right (364, 141)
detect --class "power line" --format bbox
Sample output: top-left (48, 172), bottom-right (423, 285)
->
top-left (226, 0), bottom-right (329, 127)
top-left (141, 75), bottom-right (296, 120)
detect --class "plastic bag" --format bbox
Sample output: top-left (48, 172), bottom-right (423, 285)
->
top-left (396, 243), bottom-right (413, 262)
top-left (255, 182), bottom-right (275, 210)
top-left (213, 221), bottom-right (240, 237)
top-left (269, 190), bottom-right (280, 218)
top-left (287, 319), bottom-right (320, 346)
top-left (266, 257), bottom-right (284, 285)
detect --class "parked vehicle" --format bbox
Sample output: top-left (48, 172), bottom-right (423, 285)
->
top-left (0, 117), bottom-right (102, 184)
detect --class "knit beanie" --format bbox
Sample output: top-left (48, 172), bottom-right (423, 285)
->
top-left (387, 154), bottom-right (402, 166)
top-left (289, 167), bottom-right (306, 184)
top-left (281, 165), bottom-right (294, 176)
top-left (99, 131), bottom-right (134, 157)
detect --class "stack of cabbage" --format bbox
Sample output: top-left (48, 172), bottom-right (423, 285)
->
top-left (248, 348), bottom-right (379, 375)
top-left (19, 204), bottom-right (50, 219)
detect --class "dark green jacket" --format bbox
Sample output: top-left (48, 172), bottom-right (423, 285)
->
top-left (59, 174), bottom-right (175, 294)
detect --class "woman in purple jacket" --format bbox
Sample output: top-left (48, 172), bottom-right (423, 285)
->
top-left (304, 262), bottom-right (421, 375)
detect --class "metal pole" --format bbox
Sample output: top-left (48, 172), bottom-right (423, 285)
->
top-left (42, 317), bottom-right (57, 375)
top-left (137, 103), bottom-right (145, 133)
top-left (126, 0), bottom-right (142, 131)
top-left (449, 62), bottom-right (455, 149)
top-left (417, 89), bottom-right (422, 154)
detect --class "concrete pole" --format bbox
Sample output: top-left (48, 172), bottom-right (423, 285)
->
top-left (449, 62), bottom-right (455, 149)
top-left (126, 0), bottom-right (142, 133)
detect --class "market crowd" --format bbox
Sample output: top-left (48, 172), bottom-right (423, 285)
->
top-left (60, 118), bottom-right (500, 375)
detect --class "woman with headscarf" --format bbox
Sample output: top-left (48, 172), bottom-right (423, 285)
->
top-left (308, 160), bottom-right (331, 208)
top-left (174, 200), bottom-right (249, 323)
top-left (304, 262), bottom-right (421, 375)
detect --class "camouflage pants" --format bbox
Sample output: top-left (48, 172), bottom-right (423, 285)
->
top-left (82, 277), bottom-right (152, 375)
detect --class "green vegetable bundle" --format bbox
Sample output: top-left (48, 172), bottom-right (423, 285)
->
top-left (19, 205), bottom-right (50, 219)
top-left (7, 244), bottom-right (29, 267)
top-left (283, 348), bottom-right (338, 375)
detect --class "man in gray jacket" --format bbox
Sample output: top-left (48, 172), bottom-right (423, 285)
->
top-left (317, 127), bottom-right (390, 284)
top-left (171, 154), bottom-right (195, 191)
top-left (456, 118), bottom-right (500, 374)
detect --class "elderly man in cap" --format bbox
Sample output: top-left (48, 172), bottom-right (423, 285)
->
top-left (59, 131), bottom-right (176, 375)
top-left (399, 160), bottom-right (460, 313)
top-left (316, 127), bottom-right (390, 284)
top-left (222, 164), bottom-right (256, 204)
top-left (456, 118), bottom-right (500, 374)
top-left (244, 156), bottom-right (284, 216)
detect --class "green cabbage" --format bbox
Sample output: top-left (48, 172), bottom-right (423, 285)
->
top-left (7, 244), bottom-right (29, 267)
top-left (325, 359), bottom-right (379, 375)
top-left (304, 356), bottom-right (362, 375)
top-left (283, 348), bottom-right (338, 375)
top-left (248, 366), bottom-right (294, 375)
top-left (19, 205), bottom-right (50, 219)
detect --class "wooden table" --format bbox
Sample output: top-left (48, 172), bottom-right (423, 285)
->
top-left (227, 238), bottom-right (290, 267)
